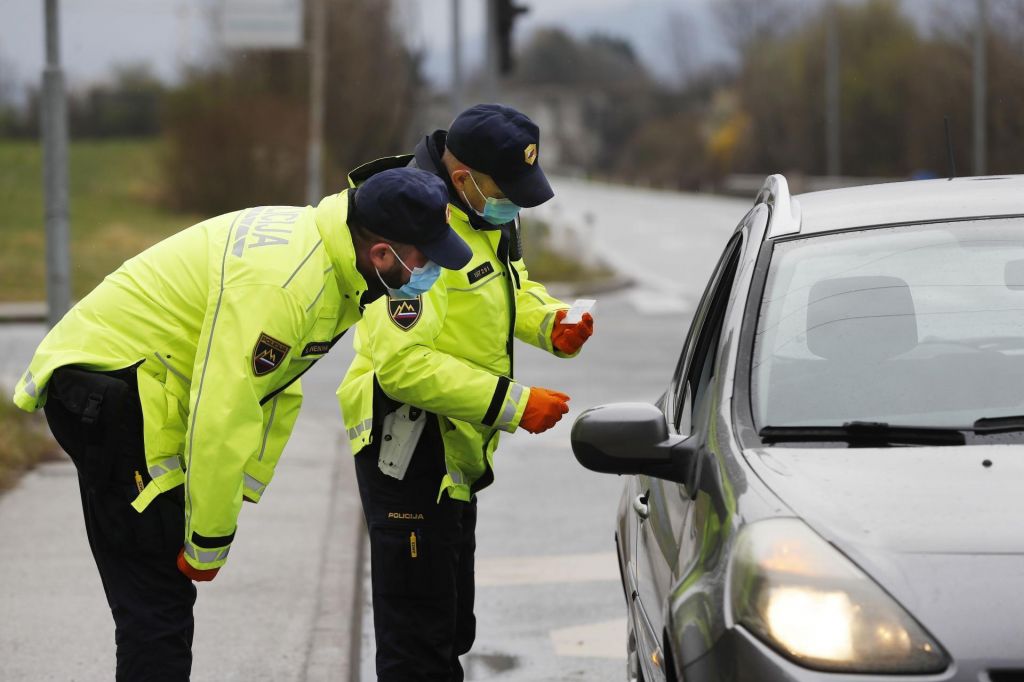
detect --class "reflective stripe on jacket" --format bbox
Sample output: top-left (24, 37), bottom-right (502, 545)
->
top-left (13, 192), bottom-right (369, 570)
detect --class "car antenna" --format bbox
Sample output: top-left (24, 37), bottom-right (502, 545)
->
top-left (944, 115), bottom-right (957, 180)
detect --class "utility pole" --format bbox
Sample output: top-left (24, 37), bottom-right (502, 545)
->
top-left (43, 0), bottom-right (70, 327)
top-left (306, 0), bottom-right (327, 206)
top-left (483, 0), bottom-right (499, 102)
top-left (451, 0), bottom-right (463, 115)
top-left (973, 0), bottom-right (987, 176)
top-left (825, 1), bottom-right (841, 178)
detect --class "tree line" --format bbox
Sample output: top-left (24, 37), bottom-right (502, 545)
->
top-left (0, 0), bottom-right (417, 214)
top-left (510, 0), bottom-right (1024, 189)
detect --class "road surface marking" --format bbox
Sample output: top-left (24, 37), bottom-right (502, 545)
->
top-left (475, 552), bottom-right (619, 587)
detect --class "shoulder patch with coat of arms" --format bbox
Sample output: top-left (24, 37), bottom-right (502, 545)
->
top-left (388, 296), bottom-right (422, 330)
top-left (252, 332), bottom-right (291, 376)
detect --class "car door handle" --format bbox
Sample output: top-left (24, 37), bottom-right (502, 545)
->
top-left (632, 493), bottom-right (649, 520)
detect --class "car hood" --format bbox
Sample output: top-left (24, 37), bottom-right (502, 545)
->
top-left (744, 445), bottom-right (1024, 660)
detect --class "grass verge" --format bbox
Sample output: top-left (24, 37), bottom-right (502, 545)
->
top-left (0, 396), bottom-right (59, 492)
top-left (0, 139), bottom-right (613, 298)
top-left (0, 138), bottom-right (200, 301)
top-left (519, 217), bottom-right (615, 284)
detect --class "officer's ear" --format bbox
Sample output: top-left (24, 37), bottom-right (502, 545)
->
top-left (450, 169), bottom-right (470, 192)
top-left (367, 242), bottom-right (395, 271)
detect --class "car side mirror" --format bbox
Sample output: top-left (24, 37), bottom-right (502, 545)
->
top-left (570, 402), bottom-right (699, 486)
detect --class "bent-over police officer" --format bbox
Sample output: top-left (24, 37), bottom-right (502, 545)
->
top-left (11, 167), bottom-right (472, 680)
top-left (339, 104), bottom-right (595, 680)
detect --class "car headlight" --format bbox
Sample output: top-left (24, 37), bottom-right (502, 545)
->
top-left (729, 519), bottom-right (948, 674)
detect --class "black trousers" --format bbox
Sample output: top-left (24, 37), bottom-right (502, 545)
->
top-left (354, 414), bottom-right (477, 682)
top-left (43, 365), bottom-right (196, 682)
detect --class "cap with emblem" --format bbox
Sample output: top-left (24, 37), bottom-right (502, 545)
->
top-left (446, 103), bottom-right (554, 208)
top-left (353, 167), bottom-right (472, 270)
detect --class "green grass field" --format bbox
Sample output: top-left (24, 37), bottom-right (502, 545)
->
top-left (0, 139), bottom-right (198, 301)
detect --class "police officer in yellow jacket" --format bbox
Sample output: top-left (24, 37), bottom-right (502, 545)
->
top-left (11, 168), bottom-right (471, 681)
top-left (339, 104), bottom-right (595, 681)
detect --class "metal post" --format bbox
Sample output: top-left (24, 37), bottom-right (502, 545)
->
top-left (483, 0), bottom-right (498, 102)
top-left (451, 0), bottom-right (463, 115)
top-left (305, 0), bottom-right (327, 206)
top-left (973, 0), bottom-right (987, 176)
top-left (42, 0), bottom-right (70, 327)
top-left (825, 1), bottom-right (841, 178)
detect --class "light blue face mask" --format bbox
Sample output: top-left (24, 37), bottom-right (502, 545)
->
top-left (462, 173), bottom-right (521, 226)
top-left (376, 245), bottom-right (441, 298)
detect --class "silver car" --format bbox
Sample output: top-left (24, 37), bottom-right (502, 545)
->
top-left (572, 175), bottom-right (1024, 682)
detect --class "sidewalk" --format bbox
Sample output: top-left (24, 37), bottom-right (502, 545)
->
top-left (0, 322), bottom-right (365, 681)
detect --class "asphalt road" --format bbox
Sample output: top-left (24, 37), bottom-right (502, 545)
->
top-left (358, 181), bottom-right (752, 681)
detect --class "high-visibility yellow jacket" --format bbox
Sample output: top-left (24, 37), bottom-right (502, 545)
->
top-left (13, 192), bottom-right (370, 570)
top-left (338, 143), bottom-right (573, 502)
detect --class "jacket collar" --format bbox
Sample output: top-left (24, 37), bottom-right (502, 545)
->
top-left (313, 191), bottom-right (369, 299)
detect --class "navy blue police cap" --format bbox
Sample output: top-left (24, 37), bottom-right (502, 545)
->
top-left (353, 167), bottom-right (472, 270)
top-left (446, 103), bottom-right (554, 208)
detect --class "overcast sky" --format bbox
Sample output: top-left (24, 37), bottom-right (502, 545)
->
top-left (1, 0), bottom-right (948, 97)
top-left (0, 0), bottom-right (734, 95)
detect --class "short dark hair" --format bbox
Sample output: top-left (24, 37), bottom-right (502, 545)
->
top-left (347, 191), bottom-right (395, 249)
top-left (349, 221), bottom-right (392, 250)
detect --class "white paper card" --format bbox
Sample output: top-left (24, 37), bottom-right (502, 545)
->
top-left (561, 298), bottom-right (596, 325)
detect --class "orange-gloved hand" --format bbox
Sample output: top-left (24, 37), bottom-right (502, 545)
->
top-left (551, 310), bottom-right (594, 354)
top-left (177, 547), bottom-right (220, 582)
top-left (520, 387), bottom-right (571, 434)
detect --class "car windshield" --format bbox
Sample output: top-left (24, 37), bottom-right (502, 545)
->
top-left (751, 217), bottom-right (1024, 429)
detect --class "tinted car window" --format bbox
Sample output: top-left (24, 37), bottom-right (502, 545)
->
top-left (752, 218), bottom-right (1024, 428)
top-left (676, 237), bottom-right (742, 433)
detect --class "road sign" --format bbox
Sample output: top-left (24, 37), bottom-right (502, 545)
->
top-left (220, 0), bottom-right (303, 50)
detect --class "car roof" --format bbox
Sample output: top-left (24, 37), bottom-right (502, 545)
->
top-left (786, 175), bottom-right (1024, 236)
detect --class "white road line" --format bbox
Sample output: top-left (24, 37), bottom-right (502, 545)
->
top-left (628, 287), bottom-right (691, 315)
top-left (550, 618), bottom-right (627, 660)
top-left (475, 552), bottom-right (619, 587)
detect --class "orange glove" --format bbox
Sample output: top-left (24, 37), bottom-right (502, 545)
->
top-left (519, 387), bottom-right (570, 434)
top-left (551, 310), bottom-right (594, 354)
top-left (177, 547), bottom-right (220, 582)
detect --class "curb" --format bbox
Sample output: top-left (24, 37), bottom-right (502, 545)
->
top-left (348, 528), bottom-right (367, 682)
top-left (0, 302), bottom-right (47, 324)
top-left (300, 434), bottom-right (369, 682)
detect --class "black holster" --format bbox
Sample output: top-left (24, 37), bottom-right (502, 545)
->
top-left (44, 364), bottom-right (182, 555)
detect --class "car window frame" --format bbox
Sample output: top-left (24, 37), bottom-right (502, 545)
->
top-left (733, 237), bottom-right (776, 448)
top-left (671, 233), bottom-right (744, 434)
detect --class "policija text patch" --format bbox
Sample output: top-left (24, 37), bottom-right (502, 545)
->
top-left (388, 296), bottom-right (422, 330)
top-left (467, 261), bottom-right (495, 285)
top-left (252, 332), bottom-right (291, 376)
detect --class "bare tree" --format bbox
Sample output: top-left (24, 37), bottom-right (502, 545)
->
top-left (162, 0), bottom-right (420, 212)
top-left (714, 0), bottom-right (796, 55)
top-left (664, 9), bottom-right (700, 87)
top-left (989, 0), bottom-right (1024, 55)
top-left (0, 52), bottom-right (16, 109)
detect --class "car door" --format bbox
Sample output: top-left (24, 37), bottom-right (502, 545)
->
top-left (633, 233), bottom-right (744, 682)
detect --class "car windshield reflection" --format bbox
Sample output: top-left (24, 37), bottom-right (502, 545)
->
top-left (752, 217), bottom-right (1024, 432)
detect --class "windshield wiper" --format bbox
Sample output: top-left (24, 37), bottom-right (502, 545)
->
top-left (759, 421), bottom-right (966, 446)
top-left (972, 415), bottom-right (1024, 434)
